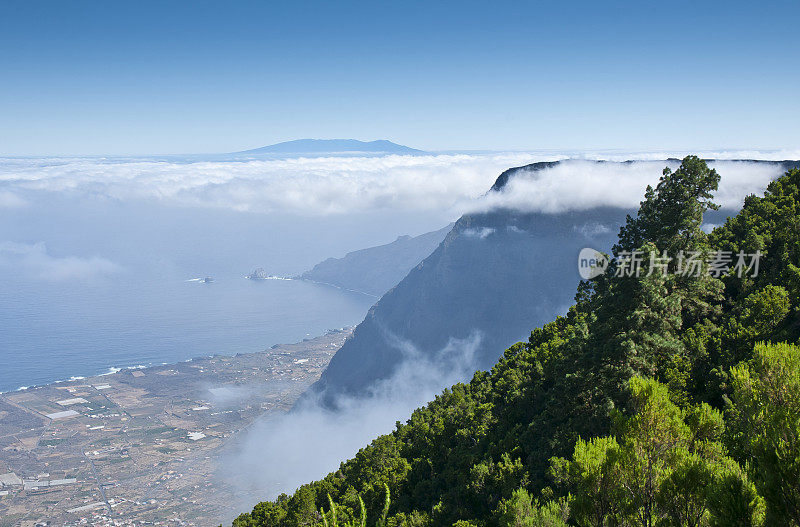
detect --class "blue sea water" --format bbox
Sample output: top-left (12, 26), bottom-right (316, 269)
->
top-left (0, 273), bottom-right (373, 393)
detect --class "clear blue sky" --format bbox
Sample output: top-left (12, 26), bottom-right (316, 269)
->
top-left (1, 0), bottom-right (798, 155)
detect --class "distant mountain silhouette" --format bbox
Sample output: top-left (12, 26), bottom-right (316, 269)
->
top-left (235, 139), bottom-right (423, 155)
top-left (298, 224), bottom-right (453, 297)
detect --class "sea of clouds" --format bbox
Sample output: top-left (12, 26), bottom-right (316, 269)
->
top-left (0, 153), bottom-right (546, 215)
top-left (1, 149), bottom-right (795, 217)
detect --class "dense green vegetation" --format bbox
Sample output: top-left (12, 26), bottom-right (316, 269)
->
top-left (233, 157), bottom-right (800, 527)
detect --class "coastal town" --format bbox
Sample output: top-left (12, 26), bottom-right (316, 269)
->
top-left (0, 329), bottom-right (352, 526)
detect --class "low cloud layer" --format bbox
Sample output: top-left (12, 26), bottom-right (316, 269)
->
top-left (472, 160), bottom-right (788, 214)
top-left (578, 149), bottom-right (800, 162)
top-left (1, 152), bottom-right (792, 217)
top-left (0, 241), bottom-right (121, 281)
top-left (0, 153), bottom-right (545, 216)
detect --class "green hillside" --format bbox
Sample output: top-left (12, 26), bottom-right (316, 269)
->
top-left (233, 157), bottom-right (800, 527)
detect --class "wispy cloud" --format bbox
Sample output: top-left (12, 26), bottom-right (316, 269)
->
top-left (0, 241), bottom-right (121, 281)
top-left (219, 331), bottom-right (482, 507)
top-left (0, 190), bottom-right (27, 208)
top-left (462, 227), bottom-right (496, 239)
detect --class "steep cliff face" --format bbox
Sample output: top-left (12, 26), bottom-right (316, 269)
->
top-left (310, 162), bottom-right (627, 402)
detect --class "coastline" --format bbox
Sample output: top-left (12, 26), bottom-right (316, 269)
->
top-left (0, 326), bottom-right (352, 396)
top-left (0, 327), bottom-right (352, 525)
top-left (291, 276), bottom-right (381, 299)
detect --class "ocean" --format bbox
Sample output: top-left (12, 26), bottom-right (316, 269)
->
top-left (0, 272), bottom-right (374, 393)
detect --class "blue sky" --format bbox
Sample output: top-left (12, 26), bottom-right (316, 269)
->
top-left (1, 0), bottom-right (798, 155)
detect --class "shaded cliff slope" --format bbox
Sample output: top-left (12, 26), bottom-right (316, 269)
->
top-left (299, 225), bottom-right (452, 297)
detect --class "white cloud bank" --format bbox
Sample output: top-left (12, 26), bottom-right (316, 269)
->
top-left (0, 153), bottom-right (549, 215)
top-left (0, 151), bottom-right (793, 217)
top-left (0, 241), bottom-right (121, 281)
top-left (472, 159), bottom-right (789, 214)
top-left (578, 149), bottom-right (800, 162)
